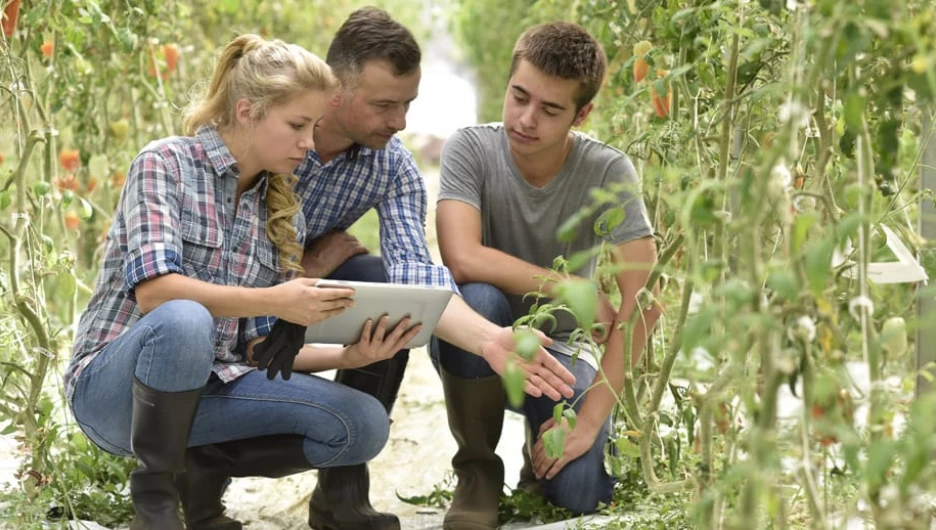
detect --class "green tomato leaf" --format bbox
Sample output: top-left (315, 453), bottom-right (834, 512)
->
top-left (556, 211), bottom-right (585, 243)
top-left (843, 92), bottom-right (866, 132)
top-left (791, 212), bottom-right (819, 256)
top-left (503, 360), bottom-right (526, 409)
top-left (804, 238), bottom-right (835, 296)
top-left (552, 403), bottom-right (563, 425)
top-left (555, 279), bottom-right (598, 329)
top-left (766, 270), bottom-right (798, 301)
top-left (562, 407), bottom-right (577, 430)
top-left (543, 427), bottom-right (566, 459)
top-left (513, 329), bottom-right (541, 361)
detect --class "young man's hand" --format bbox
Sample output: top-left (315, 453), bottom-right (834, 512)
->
top-left (302, 230), bottom-right (369, 278)
top-left (531, 416), bottom-right (602, 480)
top-left (479, 327), bottom-right (575, 401)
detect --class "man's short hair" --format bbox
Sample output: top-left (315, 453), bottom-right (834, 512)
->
top-left (509, 22), bottom-right (607, 111)
top-left (326, 7), bottom-right (421, 86)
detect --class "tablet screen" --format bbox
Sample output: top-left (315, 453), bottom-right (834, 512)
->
top-left (304, 280), bottom-right (453, 348)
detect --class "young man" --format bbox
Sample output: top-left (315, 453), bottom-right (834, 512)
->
top-left (430, 22), bottom-right (660, 528)
top-left (175, 8), bottom-right (577, 530)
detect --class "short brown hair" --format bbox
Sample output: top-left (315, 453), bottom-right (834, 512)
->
top-left (326, 7), bottom-right (421, 86)
top-left (509, 22), bottom-right (607, 110)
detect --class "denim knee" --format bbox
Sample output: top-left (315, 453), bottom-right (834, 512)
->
top-left (338, 391), bottom-right (390, 465)
top-left (543, 444), bottom-right (613, 514)
top-left (459, 282), bottom-right (512, 325)
top-left (134, 299), bottom-right (215, 390)
top-left (328, 254), bottom-right (388, 283)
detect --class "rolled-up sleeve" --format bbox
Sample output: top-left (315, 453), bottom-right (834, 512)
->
top-left (122, 150), bottom-right (185, 294)
top-left (377, 151), bottom-right (458, 292)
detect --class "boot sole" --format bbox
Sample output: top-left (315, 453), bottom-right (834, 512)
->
top-left (308, 514), bottom-right (401, 530)
top-left (442, 521), bottom-right (497, 530)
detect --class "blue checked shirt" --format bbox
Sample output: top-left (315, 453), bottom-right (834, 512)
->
top-left (247, 137), bottom-right (457, 336)
top-left (65, 126), bottom-right (303, 401)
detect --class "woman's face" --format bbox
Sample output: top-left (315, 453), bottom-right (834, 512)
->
top-left (248, 90), bottom-right (329, 175)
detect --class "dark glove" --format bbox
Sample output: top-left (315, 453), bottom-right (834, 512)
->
top-left (253, 318), bottom-right (307, 380)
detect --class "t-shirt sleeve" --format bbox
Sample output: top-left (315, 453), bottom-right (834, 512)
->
top-left (603, 153), bottom-right (654, 245)
top-left (438, 128), bottom-right (484, 211)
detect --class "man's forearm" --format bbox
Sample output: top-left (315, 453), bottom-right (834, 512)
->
top-left (450, 245), bottom-right (580, 298)
top-left (434, 295), bottom-right (499, 357)
top-left (575, 300), bottom-right (659, 433)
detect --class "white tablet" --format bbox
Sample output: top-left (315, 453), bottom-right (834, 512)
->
top-left (304, 280), bottom-right (453, 349)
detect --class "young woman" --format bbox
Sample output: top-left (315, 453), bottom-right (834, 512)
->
top-left (64, 34), bottom-right (418, 530)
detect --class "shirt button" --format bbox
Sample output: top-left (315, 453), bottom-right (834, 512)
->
top-left (226, 198), bottom-right (232, 203)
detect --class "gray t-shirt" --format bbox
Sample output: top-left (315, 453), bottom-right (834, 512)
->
top-left (439, 123), bottom-right (652, 361)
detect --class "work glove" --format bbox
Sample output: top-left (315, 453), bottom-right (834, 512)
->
top-left (253, 318), bottom-right (307, 380)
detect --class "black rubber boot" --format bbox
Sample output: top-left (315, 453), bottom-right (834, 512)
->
top-left (441, 369), bottom-right (506, 530)
top-left (307, 350), bottom-right (408, 530)
top-left (178, 435), bottom-right (310, 530)
top-left (128, 379), bottom-right (203, 530)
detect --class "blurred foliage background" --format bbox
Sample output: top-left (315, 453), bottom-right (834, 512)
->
top-left (2, 0), bottom-right (936, 528)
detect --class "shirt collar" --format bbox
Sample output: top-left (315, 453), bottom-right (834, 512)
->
top-left (196, 125), bottom-right (270, 199)
top-left (196, 125), bottom-right (240, 177)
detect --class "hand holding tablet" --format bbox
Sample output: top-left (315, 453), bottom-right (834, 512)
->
top-left (304, 280), bottom-right (453, 349)
top-left (255, 280), bottom-right (452, 380)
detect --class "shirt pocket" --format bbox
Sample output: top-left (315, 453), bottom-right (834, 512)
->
top-left (180, 210), bottom-right (224, 282)
top-left (245, 237), bottom-right (281, 288)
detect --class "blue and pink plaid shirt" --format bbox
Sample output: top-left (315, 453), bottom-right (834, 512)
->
top-left (65, 126), bottom-right (302, 401)
top-left (245, 137), bottom-right (458, 335)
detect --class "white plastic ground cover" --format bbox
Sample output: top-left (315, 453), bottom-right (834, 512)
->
top-left (833, 225), bottom-right (928, 284)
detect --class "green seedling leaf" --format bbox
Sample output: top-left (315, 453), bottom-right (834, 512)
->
top-left (503, 360), bottom-right (525, 409)
top-left (804, 238), bottom-right (834, 296)
top-left (543, 427), bottom-right (566, 459)
top-left (513, 329), bottom-right (541, 361)
top-left (766, 270), bottom-right (798, 301)
top-left (555, 279), bottom-right (597, 329)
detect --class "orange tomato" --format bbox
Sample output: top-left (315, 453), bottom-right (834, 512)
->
top-left (55, 174), bottom-right (79, 192)
top-left (64, 211), bottom-right (80, 231)
top-left (147, 43), bottom-right (178, 79)
top-left (0, 152), bottom-right (4, 166)
top-left (41, 41), bottom-right (54, 58)
top-left (633, 58), bottom-right (649, 83)
top-left (59, 149), bottom-right (80, 172)
top-left (762, 131), bottom-right (776, 148)
top-left (163, 44), bottom-right (179, 74)
top-left (86, 177), bottom-right (98, 193)
top-left (632, 40), bottom-right (652, 83)
top-left (111, 171), bottom-right (126, 188)
top-left (2, 0), bottom-right (21, 38)
top-left (650, 85), bottom-right (671, 118)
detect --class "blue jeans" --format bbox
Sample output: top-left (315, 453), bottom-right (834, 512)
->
top-left (70, 298), bottom-right (390, 468)
top-left (429, 282), bottom-right (614, 515)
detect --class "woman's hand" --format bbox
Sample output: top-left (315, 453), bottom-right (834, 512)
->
top-left (268, 278), bottom-right (355, 326)
top-left (342, 315), bottom-right (422, 369)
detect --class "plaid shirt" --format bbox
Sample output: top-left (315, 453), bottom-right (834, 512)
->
top-left (246, 137), bottom-right (458, 335)
top-left (65, 126), bottom-right (302, 401)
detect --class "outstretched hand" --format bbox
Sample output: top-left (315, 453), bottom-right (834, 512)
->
top-left (480, 327), bottom-right (575, 401)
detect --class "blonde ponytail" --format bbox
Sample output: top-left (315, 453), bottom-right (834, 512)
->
top-left (183, 34), bottom-right (338, 272)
